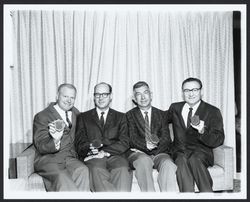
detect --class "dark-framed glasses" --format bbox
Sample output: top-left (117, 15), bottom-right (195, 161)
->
top-left (94, 93), bottom-right (110, 98)
top-left (183, 88), bottom-right (201, 94)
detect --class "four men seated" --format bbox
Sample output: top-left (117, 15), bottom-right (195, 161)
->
top-left (33, 78), bottom-right (225, 192)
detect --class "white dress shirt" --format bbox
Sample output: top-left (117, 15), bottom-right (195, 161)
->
top-left (54, 104), bottom-right (72, 127)
top-left (53, 104), bottom-right (72, 149)
top-left (96, 107), bottom-right (109, 124)
top-left (181, 101), bottom-right (201, 127)
top-left (140, 107), bottom-right (152, 126)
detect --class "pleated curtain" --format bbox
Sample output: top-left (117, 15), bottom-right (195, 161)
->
top-left (10, 9), bottom-right (235, 156)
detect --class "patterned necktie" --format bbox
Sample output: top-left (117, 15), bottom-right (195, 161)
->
top-left (100, 112), bottom-right (105, 128)
top-left (65, 111), bottom-right (72, 129)
top-left (144, 111), bottom-right (151, 142)
top-left (187, 107), bottom-right (193, 128)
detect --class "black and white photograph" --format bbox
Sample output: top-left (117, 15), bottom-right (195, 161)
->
top-left (3, 4), bottom-right (246, 200)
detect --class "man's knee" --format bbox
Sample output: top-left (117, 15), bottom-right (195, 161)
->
top-left (116, 157), bottom-right (130, 168)
top-left (74, 164), bottom-right (89, 177)
top-left (133, 154), bottom-right (153, 170)
top-left (188, 154), bottom-right (203, 166)
top-left (55, 170), bottom-right (71, 183)
top-left (160, 159), bottom-right (177, 172)
top-left (175, 155), bottom-right (188, 167)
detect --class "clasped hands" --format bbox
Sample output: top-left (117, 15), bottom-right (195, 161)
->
top-left (190, 120), bottom-right (205, 134)
top-left (146, 141), bottom-right (157, 150)
top-left (84, 143), bottom-right (110, 162)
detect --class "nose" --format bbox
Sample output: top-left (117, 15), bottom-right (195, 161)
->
top-left (189, 91), bottom-right (194, 96)
top-left (66, 98), bottom-right (72, 103)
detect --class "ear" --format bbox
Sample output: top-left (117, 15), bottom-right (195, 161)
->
top-left (182, 92), bottom-right (185, 101)
top-left (200, 88), bottom-right (204, 98)
top-left (108, 93), bottom-right (113, 102)
top-left (131, 94), bottom-right (138, 106)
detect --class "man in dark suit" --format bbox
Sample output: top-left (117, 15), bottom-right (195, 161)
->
top-left (75, 82), bottom-right (132, 192)
top-left (33, 83), bottom-right (90, 191)
top-left (126, 81), bottom-right (177, 192)
top-left (167, 77), bottom-right (225, 192)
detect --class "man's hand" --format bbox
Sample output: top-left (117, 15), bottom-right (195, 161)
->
top-left (146, 141), bottom-right (157, 150)
top-left (89, 143), bottom-right (103, 155)
top-left (191, 120), bottom-right (205, 134)
top-left (84, 150), bottom-right (110, 162)
top-left (130, 148), bottom-right (145, 153)
top-left (48, 122), bottom-right (64, 141)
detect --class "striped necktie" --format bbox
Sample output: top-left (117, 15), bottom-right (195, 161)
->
top-left (187, 107), bottom-right (193, 128)
top-left (65, 111), bottom-right (72, 129)
top-left (144, 111), bottom-right (151, 143)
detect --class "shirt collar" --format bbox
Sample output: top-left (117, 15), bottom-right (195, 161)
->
top-left (96, 107), bottom-right (109, 117)
top-left (185, 100), bottom-right (201, 112)
top-left (54, 104), bottom-right (66, 114)
top-left (139, 107), bottom-right (152, 117)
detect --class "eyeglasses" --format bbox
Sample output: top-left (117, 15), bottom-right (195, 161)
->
top-left (183, 88), bottom-right (201, 94)
top-left (94, 93), bottom-right (110, 98)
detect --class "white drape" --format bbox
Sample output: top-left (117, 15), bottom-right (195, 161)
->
top-left (10, 9), bottom-right (235, 155)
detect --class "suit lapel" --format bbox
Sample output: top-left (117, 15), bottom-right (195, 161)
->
top-left (48, 103), bottom-right (71, 133)
top-left (91, 109), bottom-right (103, 131)
top-left (193, 100), bottom-right (205, 119)
top-left (48, 103), bottom-right (63, 120)
top-left (71, 108), bottom-right (77, 129)
top-left (178, 102), bottom-right (187, 129)
top-left (151, 107), bottom-right (157, 132)
top-left (135, 107), bottom-right (145, 128)
top-left (103, 109), bottom-right (113, 132)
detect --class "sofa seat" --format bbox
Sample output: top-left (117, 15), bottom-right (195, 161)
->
top-left (16, 144), bottom-right (234, 192)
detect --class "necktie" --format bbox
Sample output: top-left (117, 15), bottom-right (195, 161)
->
top-left (100, 112), bottom-right (105, 128)
top-left (65, 111), bottom-right (72, 129)
top-left (187, 107), bottom-right (193, 128)
top-left (144, 111), bottom-right (151, 142)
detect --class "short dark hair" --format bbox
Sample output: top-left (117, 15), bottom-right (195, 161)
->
top-left (182, 77), bottom-right (203, 89)
top-left (94, 82), bottom-right (112, 93)
top-left (57, 83), bottom-right (77, 94)
top-left (133, 81), bottom-right (150, 91)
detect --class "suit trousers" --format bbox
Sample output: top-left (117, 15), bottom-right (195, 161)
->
top-left (85, 155), bottom-right (133, 192)
top-left (174, 151), bottom-right (213, 192)
top-left (36, 157), bottom-right (90, 191)
top-left (128, 152), bottom-right (178, 192)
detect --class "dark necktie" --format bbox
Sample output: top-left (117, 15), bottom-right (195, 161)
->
top-left (187, 107), bottom-right (193, 128)
top-left (100, 112), bottom-right (105, 128)
top-left (144, 111), bottom-right (151, 142)
top-left (65, 111), bottom-right (72, 129)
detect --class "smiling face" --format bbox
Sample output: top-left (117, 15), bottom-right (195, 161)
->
top-left (133, 85), bottom-right (152, 110)
top-left (94, 83), bottom-right (112, 111)
top-left (182, 81), bottom-right (202, 107)
top-left (57, 86), bottom-right (76, 111)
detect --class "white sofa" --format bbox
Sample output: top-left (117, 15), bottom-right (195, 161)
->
top-left (16, 143), bottom-right (234, 192)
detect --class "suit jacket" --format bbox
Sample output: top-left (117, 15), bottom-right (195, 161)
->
top-left (126, 106), bottom-right (172, 156)
top-left (74, 108), bottom-right (130, 161)
top-left (167, 100), bottom-right (225, 165)
top-left (33, 102), bottom-right (80, 169)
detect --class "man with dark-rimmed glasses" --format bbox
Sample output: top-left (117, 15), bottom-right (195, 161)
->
top-left (74, 82), bottom-right (132, 192)
top-left (166, 77), bottom-right (225, 192)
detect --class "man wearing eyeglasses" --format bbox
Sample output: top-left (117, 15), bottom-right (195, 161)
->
top-left (167, 77), bottom-right (225, 192)
top-left (74, 82), bottom-right (132, 192)
top-left (126, 81), bottom-right (178, 192)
